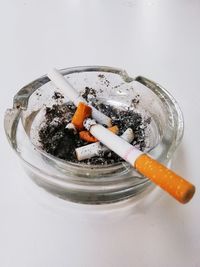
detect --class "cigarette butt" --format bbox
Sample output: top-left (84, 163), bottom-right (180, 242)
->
top-left (76, 128), bottom-right (134, 161)
top-left (72, 102), bottom-right (92, 131)
top-left (79, 131), bottom-right (98, 143)
top-left (134, 154), bottom-right (195, 204)
top-left (47, 68), bottom-right (112, 126)
top-left (79, 125), bottom-right (119, 143)
top-left (76, 142), bottom-right (103, 161)
top-left (120, 128), bottom-right (134, 143)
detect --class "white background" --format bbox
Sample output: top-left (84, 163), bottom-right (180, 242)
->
top-left (0, 0), bottom-right (200, 266)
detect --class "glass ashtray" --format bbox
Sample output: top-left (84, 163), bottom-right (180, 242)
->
top-left (4, 66), bottom-right (184, 204)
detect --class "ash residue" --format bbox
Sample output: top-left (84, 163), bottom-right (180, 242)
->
top-left (38, 89), bottom-right (151, 165)
top-left (52, 91), bottom-right (64, 100)
top-left (131, 95), bottom-right (140, 108)
top-left (39, 104), bottom-right (87, 161)
top-left (98, 74), bottom-right (110, 87)
top-left (90, 102), bottom-right (150, 151)
top-left (81, 87), bottom-right (96, 102)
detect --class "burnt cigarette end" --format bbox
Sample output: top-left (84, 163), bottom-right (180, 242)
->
top-left (83, 118), bottom-right (97, 131)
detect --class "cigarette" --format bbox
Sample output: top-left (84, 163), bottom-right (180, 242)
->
top-left (76, 128), bottom-right (134, 161)
top-left (84, 118), bottom-right (195, 204)
top-left (76, 142), bottom-right (103, 161)
top-left (47, 68), bottom-right (112, 126)
top-left (120, 128), bottom-right (134, 143)
top-left (72, 102), bottom-right (92, 131)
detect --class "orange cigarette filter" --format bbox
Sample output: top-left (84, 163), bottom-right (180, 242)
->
top-left (85, 117), bottom-right (195, 204)
top-left (72, 102), bottom-right (92, 131)
top-left (134, 154), bottom-right (195, 204)
top-left (79, 125), bottom-right (119, 143)
top-left (108, 125), bottom-right (119, 134)
top-left (79, 131), bottom-right (98, 143)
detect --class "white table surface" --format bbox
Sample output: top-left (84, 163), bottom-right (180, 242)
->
top-left (0, 0), bottom-right (200, 266)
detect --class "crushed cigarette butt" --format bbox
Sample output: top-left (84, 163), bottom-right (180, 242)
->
top-left (72, 102), bottom-right (92, 130)
top-left (76, 128), bottom-right (134, 161)
top-left (79, 125), bottom-right (119, 143)
top-left (79, 131), bottom-right (98, 143)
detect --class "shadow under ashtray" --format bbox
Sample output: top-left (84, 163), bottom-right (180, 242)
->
top-left (21, 170), bottom-right (164, 223)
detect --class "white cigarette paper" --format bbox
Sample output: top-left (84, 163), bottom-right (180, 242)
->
top-left (76, 142), bottom-right (103, 161)
top-left (120, 128), bottom-right (134, 143)
top-left (47, 68), bottom-right (112, 126)
top-left (76, 128), bottom-right (134, 161)
top-left (84, 119), bottom-right (143, 165)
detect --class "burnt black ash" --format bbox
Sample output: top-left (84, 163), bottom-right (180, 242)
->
top-left (38, 87), bottom-right (151, 165)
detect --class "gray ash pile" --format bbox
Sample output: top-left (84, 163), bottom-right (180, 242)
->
top-left (38, 88), bottom-right (151, 165)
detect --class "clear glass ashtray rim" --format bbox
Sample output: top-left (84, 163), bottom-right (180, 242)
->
top-left (4, 66), bottom-right (184, 196)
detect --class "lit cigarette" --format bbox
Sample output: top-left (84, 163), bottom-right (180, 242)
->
top-left (76, 128), bottom-right (134, 161)
top-left (47, 68), bottom-right (112, 126)
top-left (84, 118), bottom-right (195, 204)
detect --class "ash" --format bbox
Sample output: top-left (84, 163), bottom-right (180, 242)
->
top-left (38, 87), bottom-right (151, 165)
